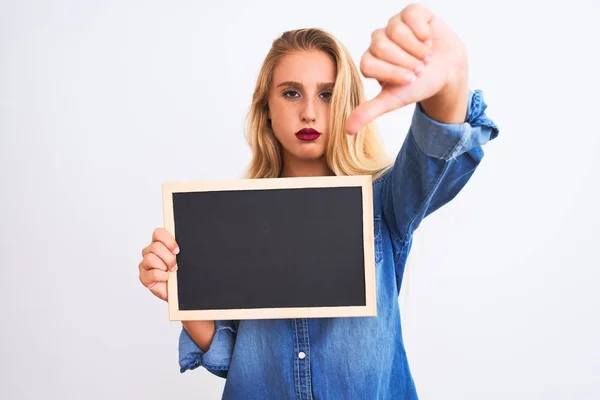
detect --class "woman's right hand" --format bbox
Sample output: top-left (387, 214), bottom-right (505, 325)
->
top-left (138, 227), bottom-right (179, 301)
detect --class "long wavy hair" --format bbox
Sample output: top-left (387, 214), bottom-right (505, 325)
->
top-left (243, 28), bottom-right (392, 179)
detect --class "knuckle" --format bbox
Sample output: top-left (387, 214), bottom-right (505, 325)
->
top-left (403, 3), bottom-right (422, 15)
top-left (385, 21), bottom-right (406, 42)
top-left (387, 13), bottom-right (401, 26)
top-left (360, 53), bottom-right (375, 75)
top-left (148, 252), bottom-right (162, 268)
top-left (143, 253), bottom-right (156, 269)
top-left (401, 10), bottom-right (418, 26)
top-left (149, 269), bottom-right (158, 281)
top-left (370, 40), bottom-right (386, 58)
top-left (385, 19), bottom-right (397, 35)
top-left (139, 272), bottom-right (148, 286)
top-left (146, 270), bottom-right (158, 283)
top-left (149, 241), bottom-right (161, 254)
top-left (152, 227), bottom-right (163, 241)
top-left (371, 28), bottom-right (385, 42)
top-left (141, 251), bottom-right (152, 265)
top-left (153, 269), bottom-right (166, 282)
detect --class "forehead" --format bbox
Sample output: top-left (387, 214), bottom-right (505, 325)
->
top-left (272, 50), bottom-right (336, 85)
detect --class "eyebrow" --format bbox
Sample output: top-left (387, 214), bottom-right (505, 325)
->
top-left (276, 81), bottom-right (335, 90)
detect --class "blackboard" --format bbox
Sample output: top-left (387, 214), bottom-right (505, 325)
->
top-left (162, 175), bottom-right (376, 321)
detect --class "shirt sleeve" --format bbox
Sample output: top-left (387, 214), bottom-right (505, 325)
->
top-left (178, 320), bottom-right (237, 379)
top-left (380, 89), bottom-right (499, 245)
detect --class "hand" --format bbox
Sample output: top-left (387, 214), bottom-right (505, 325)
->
top-left (345, 3), bottom-right (468, 134)
top-left (138, 228), bottom-right (179, 301)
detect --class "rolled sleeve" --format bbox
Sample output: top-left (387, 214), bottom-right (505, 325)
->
top-left (380, 89), bottom-right (499, 243)
top-left (178, 320), bottom-right (237, 379)
top-left (411, 89), bottom-right (499, 161)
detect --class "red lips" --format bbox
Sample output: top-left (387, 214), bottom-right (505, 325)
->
top-left (295, 128), bottom-right (321, 141)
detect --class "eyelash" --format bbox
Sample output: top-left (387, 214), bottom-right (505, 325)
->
top-left (283, 90), bottom-right (332, 101)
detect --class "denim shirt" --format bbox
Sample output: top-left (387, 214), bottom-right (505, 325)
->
top-left (177, 89), bottom-right (499, 399)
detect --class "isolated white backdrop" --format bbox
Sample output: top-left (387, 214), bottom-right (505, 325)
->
top-left (1, 1), bottom-right (599, 399)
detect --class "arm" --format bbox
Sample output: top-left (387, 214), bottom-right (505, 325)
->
top-left (380, 89), bottom-right (499, 244)
top-left (179, 320), bottom-right (237, 379)
top-left (182, 320), bottom-right (216, 352)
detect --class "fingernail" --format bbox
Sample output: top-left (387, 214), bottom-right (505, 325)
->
top-left (173, 247), bottom-right (180, 255)
top-left (404, 73), bottom-right (416, 84)
top-left (424, 55), bottom-right (432, 65)
top-left (425, 39), bottom-right (433, 48)
top-left (171, 263), bottom-right (178, 271)
top-left (414, 64), bottom-right (424, 75)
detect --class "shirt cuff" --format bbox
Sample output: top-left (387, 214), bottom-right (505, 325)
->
top-left (411, 89), bottom-right (500, 161)
top-left (178, 321), bottom-right (236, 373)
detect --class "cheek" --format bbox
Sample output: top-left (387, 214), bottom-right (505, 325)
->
top-left (270, 114), bottom-right (284, 137)
top-left (270, 103), bottom-right (293, 135)
top-left (318, 103), bottom-right (331, 134)
top-left (321, 103), bottom-right (331, 124)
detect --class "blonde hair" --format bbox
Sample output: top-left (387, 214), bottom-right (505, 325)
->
top-left (243, 28), bottom-right (392, 179)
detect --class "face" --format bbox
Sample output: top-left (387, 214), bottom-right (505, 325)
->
top-left (267, 50), bottom-right (336, 164)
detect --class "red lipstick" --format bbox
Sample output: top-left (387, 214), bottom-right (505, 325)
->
top-left (296, 128), bottom-right (321, 141)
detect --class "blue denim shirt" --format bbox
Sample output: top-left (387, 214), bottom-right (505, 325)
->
top-left (178, 89), bottom-right (499, 399)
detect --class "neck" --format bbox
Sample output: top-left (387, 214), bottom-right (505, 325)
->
top-left (280, 156), bottom-right (334, 178)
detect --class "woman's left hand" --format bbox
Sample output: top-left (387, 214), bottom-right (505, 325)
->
top-left (345, 3), bottom-right (469, 134)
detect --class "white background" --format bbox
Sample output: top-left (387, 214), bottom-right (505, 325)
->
top-left (1, 0), bottom-right (599, 399)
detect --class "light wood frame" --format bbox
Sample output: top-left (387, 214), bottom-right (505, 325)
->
top-left (162, 174), bottom-right (376, 321)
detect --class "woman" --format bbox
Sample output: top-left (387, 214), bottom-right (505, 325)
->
top-left (138, 4), bottom-right (499, 399)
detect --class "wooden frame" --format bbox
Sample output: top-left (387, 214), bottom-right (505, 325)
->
top-left (162, 174), bottom-right (376, 321)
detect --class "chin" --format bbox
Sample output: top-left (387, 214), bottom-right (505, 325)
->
top-left (292, 146), bottom-right (326, 161)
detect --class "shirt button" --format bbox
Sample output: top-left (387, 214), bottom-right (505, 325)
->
top-left (298, 351), bottom-right (306, 359)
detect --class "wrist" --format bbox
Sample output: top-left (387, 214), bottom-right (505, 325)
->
top-left (182, 320), bottom-right (216, 352)
top-left (419, 74), bottom-right (468, 124)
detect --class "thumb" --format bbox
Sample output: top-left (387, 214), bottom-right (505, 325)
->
top-left (344, 89), bottom-right (407, 135)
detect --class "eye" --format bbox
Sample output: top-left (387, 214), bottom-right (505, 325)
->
top-left (283, 90), bottom-right (300, 99)
top-left (319, 91), bottom-right (333, 101)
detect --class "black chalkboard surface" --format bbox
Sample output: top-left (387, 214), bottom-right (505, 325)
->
top-left (162, 175), bottom-right (376, 321)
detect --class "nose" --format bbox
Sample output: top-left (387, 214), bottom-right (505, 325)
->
top-left (301, 97), bottom-right (317, 123)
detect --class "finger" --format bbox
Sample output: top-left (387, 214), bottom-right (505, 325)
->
top-left (143, 242), bottom-right (178, 271)
top-left (150, 228), bottom-right (180, 255)
top-left (400, 4), bottom-right (435, 43)
top-left (345, 90), bottom-right (405, 135)
top-left (139, 269), bottom-right (169, 288)
top-left (360, 51), bottom-right (417, 86)
top-left (148, 282), bottom-right (168, 302)
top-left (386, 17), bottom-right (431, 62)
top-left (370, 29), bottom-right (424, 74)
top-left (139, 252), bottom-right (169, 272)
